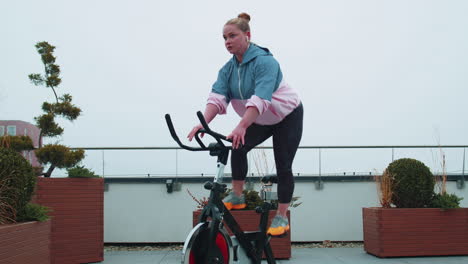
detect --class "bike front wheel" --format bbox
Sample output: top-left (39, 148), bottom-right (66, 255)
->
top-left (182, 222), bottom-right (233, 264)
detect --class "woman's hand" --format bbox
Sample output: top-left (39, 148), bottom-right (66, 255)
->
top-left (187, 124), bottom-right (204, 141)
top-left (227, 124), bottom-right (247, 149)
top-left (227, 106), bottom-right (259, 149)
top-left (187, 104), bottom-right (219, 141)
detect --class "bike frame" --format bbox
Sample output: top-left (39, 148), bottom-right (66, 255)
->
top-left (165, 112), bottom-right (276, 264)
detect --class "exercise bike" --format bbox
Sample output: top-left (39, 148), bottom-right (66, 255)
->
top-left (165, 112), bottom-right (278, 264)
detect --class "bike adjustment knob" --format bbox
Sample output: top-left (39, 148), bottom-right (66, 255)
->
top-left (204, 181), bottom-right (214, 190)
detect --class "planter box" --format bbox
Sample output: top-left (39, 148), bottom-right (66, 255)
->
top-left (33, 177), bottom-right (104, 264)
top-left (193, 210), bottom-right (291, 259)
top-left (363, 207), bottom-right (468, 257)
top-left (0, 220), bottom-right (51, 264)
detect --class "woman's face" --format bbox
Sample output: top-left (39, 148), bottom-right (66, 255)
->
top-left (223, 24), bottom-right (249, 57)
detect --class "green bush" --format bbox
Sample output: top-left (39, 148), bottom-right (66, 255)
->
top-left (430, 193), bottom-right (463, 209)
top-left (0, 175), bottom-right (16, 224)
top-left (0, 148), bottom-right (37, 222)
top-left (387, 158), bottom-right (435, 208)
top-left (0, 136), bottom-right (34, 152)
top-left (16, 203), bottom-right (51, 222)
top-left (244, 190), bottom-right (263, 210)
top-left (67, 166), bottom-right (99, 178)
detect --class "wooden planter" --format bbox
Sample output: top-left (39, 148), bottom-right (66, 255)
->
top-left (363, 207), bottom-right (468, 257)
top-left (193, 210), bottom-right (291, 259)
top-left (33, 177), bottom-right (104, 264)
top-left (0, 220), bottom-right (51, 264)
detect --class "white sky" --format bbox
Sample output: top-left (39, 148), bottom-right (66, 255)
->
top-left (1, 0), bottom-right (467, 176)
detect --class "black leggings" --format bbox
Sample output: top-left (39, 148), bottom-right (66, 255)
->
top-left (231, 103), bottom-right (304, 203)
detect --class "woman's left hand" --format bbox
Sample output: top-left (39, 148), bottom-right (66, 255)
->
top-left (227, 125), bottom-right (246, 149)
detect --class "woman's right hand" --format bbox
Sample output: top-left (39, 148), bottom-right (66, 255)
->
top-left (187, 124), bottom-right (204, 141)
top-left (187, 104), bottom-right (219, 141)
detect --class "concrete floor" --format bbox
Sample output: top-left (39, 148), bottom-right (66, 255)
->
top-left (98, 248), bottom-right (468, 264)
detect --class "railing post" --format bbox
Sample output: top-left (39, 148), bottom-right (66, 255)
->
top-left (459, 148), bottom-right (466, 189)
top-left (102, 150), bottom-right (105, 177)
top-left (319, 148), bottom-right (322, 177)
top-left (316, 148), bottom-right (324, 190)
top-left (463, 148), bottom-right (466, 176)
top-left (175, 149), bottom-right (178, 177)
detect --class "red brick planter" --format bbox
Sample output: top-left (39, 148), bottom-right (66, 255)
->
top-left (0, 220), bottom-right (51, 264)
top-left (34, 177), bottom-right (104, 264)
top-left (363, 207), bottom-right (468, 257)
top-left (193, 210), bottom-right (291, 259)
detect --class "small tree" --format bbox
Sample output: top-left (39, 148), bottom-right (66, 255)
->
top-left (29, 41), bottom-right (84, 177)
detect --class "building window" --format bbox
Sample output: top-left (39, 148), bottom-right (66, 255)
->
top-left (0, 126), bottom-right (4, 136)
top-left (7, 126), bottom-right (16, 136)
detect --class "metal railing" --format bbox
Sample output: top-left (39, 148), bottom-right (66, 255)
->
top-left (70, 145), bottom-right (466, 182)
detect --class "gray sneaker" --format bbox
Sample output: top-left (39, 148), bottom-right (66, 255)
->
top-left (222, 192), bottom-right (246, 210)
top-left (267, 215), bottom-right (290, 236)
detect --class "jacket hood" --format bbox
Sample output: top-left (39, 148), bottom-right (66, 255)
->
top-left (234, 43), bottom-right (272, 65)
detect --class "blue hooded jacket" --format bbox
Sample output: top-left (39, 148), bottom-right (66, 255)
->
top-left (212, 43), bottom-right (283, 103)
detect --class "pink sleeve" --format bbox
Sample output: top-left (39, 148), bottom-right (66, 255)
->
top-left (207, 92), bottom-right (228, 115)
top-left (245, 95), bottom-right (271, 115)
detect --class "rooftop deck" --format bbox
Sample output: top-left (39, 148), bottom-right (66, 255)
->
top-left (100, 247), bottom-right (468, 264)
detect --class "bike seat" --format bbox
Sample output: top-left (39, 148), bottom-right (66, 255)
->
top-left (261, 175), bottom-right (278, 184)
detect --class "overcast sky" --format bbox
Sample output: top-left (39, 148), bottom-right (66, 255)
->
top-left (1, 0), bottom-right (467, 176)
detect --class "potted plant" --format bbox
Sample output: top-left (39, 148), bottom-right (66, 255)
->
top-left (189, 187), bottom-right (299, 259)
top-left (0, 142), bottom-right (51, 264)
top-left (363, 158), bottom-right (467, 257)
top-left (28, 41), bottom-right (104, 264)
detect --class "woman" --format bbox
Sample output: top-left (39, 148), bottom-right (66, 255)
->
top-left (188, 13), bottom-right (303, 236)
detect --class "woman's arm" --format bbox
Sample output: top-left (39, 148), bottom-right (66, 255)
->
top-left (227, 106), bottom-right (259, 149)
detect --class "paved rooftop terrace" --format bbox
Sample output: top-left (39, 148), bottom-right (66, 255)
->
top-left (99, 247), bottom-right (468, 264)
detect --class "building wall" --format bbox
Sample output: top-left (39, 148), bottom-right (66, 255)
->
top-left (103, 179), bottom-right (467, 243)
top-left (0, 120), bottom-right (41, 167)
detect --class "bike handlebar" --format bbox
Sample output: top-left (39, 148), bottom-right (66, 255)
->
top-left (165, 111), bottom-right (232, 152)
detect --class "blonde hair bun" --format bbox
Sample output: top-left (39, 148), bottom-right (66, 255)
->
top-left (238, 13), bottom-right (251, 22)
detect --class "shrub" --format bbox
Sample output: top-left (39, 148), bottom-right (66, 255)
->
top-left (187, 189), bottom-right (209, 210)
top-left (0, 136), bottom-right (34, 152)
top-left (221, 189), bottom-right (299, 210)
top-left (244, 190), bottom-right (263, 210)
top-left (430, 193), bottom-right (463, 209)
top-left (16, 203), bottom-right (51, 222)
top-left (0, 148), bottom-right (37, 223)
top-left (387, 158), bottom-right (435, 208)
top-left (375, 169), bottom-right (393, 208)
top-left (189, 186), bottom-right (301, 211)
top-left (0, 175), bottom-right (16, 224)
top-left (67, 166), bottom-right (99, 178)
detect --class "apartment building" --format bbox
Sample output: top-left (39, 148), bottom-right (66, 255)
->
top-left (0, 120), bottom-right (42, 168)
